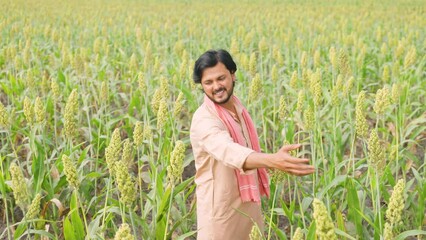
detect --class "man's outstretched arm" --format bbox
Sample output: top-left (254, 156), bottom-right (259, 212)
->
top-left (243, 144), bottom-right (315, 176)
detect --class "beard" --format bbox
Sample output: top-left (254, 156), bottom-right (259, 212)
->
top-left (204, 81), bottom-right (235, 105)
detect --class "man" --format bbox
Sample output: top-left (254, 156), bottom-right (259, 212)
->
top-left (190, 49), bottom-right (315, 239)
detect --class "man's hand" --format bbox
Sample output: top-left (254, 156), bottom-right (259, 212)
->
top-left (243, 144), bottom-right (315, 176)
top-left (270, 144), bottom-right (315, 176)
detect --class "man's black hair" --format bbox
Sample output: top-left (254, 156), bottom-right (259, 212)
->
top-left (192, 49), bottom-right (237, 84)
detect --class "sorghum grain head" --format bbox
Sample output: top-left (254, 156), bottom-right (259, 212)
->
top-left (167, 140), bottom-right (186, 185)
top-left (249, 52), bottom-right (257, 77)
top-left (133, 121), bottom-right (143, 146)
top-left (383, 222), bottom-right (394, 240)
top-left (338, 49), bottom-right (351, 76)
top-left (343, 76), bottom-right (354, 96)
top-left (310, 69), bottom-right (322, 107)
top-left (121, 139), bottom-right (133, 168)
top-left (403, 46), bottom-right (416, 70)
top-left (151, 88), bottom-right (162, 115)
top-left (248, 74), bottom-right (262, 103)
top-left (391, 83), bottom-right (399, 104)
top-left (394, 41), bottom-right (404, 59)
top-left (25, 193), bottom-right (42, 220)
top-left (129, 53), bottom-right (138, 72)
top-left (304, 105), bottom-right (315, 131)
top-left (143, 123), bottom-right (152, 140)
top-left (138, 72), bottom-right (146, 92)
top-left (278, 95), bottom-right (287, 121)
top-left (114, 223), bottom-right (135, 240)
top-left (173, 92), bottom-right (184, 119)
top-left (0, 101), bottom-right (9, 127)
top-left (300, 51), bottom-right (308, 68)
top-left (64, 89), bottom-right (79, 140)
top-left (373, 87), bottom-right (390, 116)
top-left (62, 154), bottom-right (79, 190)
top-left (105, 128), bottom-right (122, 175)
top-left (50, 79), bottom-right (60, 101)
top-left (156, 99), bottom-right (168, 130)
top-left (314, 49), bottom-right (321, 68)
top-left (23, 96), bottom-right (34, 125)
top-left (312, 198), bottom-right (337, 240)
top-left (10, 163), bottom-right (29, 207)
top-left (115, 160), bottom-right (136, 206)
top-left (355, 91), bottom-right (368, 139)
top-left (290, 71), bottom-right (298, 89)
top-left (367, 130), bottom-right (385, 172)
top-left (296, 90), bottom-right (305, 113)
top-left (382, 65), bottom-right (390, 83)
top-left (100, 81), bottom-right (108, 103)
top-left (34, 97), bottom-right (45, 124)
top-left (292, 227), bottom-right (304, 240)
top-left (160, 76), bottom-right (170, 99)
top-left (386, 179), bottom-right (405, 226)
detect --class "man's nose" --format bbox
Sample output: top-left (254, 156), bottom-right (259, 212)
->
top-left (213, 81), bottom-right (221, 90)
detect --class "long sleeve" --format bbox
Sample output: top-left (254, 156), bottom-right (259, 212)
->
top-left (190, 103), bottom-right (263, 240)
top-left (191, 106), bottom-right (254, 170)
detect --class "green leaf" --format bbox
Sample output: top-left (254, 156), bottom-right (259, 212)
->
top-left (167, 201), bottom-right (196, 239)
top-left (63, 215), bottom-right (75, 240)
top-left (412, 168), bottom-right (425, 228)
top-left (70, 191), bottom-right (85, 239)
top-left (274, 228), bottom-right (287, 240)
top-left (307, 221), bottom-right (316, 239)
top-left (279, 199), bottom-right (295, 224)
top-left (0, 165), bottom-right (7, 193)
top-left (128, 92), bottom-right (141, 116)
top-left (318, 175), bottom-right (347, 198)
top-left (395, 230), bottom-right (426, 240)
top-left (57, 70), bottom-right (66, 83)
top-left (335, 210), bottom-right (346, 234)
top-left (31, 142), bottom-right (45, 193)
top-left (13, 222), bottom-right (27, 239)
top-left (373, 211), bottom-right (381, 240)
top-left (172, 176), bottom-right (194, 197)
top-left (175, 230), bottom-right (197, 240)
top-left (25, 229), bottom-right (55, 239)
top-left (345, 178), bottom-right (363, 237)
top-left (86, 213), bottom-right (102, 239)
top-left (156, 186), bottom-right (171, 220)
top-left (301, 197), bottom-right (313, 213)
top-left (78, 146), bottom-right (89, 165)
top-left (84, 171), bottom-right (103, 179)
top-left (404, 118), bottom-right (426, 138)
top-left (155, 186), bottom-right (171, 240)
top-left (335, 228), bottom-right (357, 240)
top-left (155, 219), bottom-right (166, 240)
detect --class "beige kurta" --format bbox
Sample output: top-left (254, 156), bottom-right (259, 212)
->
top-left (190, 101), bottom-right (263, 240)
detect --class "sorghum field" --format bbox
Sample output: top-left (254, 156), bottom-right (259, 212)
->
top-left (0, 0), bottom-right (425, 239)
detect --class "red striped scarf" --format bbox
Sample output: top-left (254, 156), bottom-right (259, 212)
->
top-left (204, 95), bottom-right (270, 202)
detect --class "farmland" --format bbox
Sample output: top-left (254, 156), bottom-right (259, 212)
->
top-left (0, 0), bottom-right (425, 239)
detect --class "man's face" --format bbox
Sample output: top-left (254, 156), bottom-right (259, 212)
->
top-left (200, 62), bottom-right (235, 105)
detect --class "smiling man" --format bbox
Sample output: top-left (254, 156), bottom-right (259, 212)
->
top-left (190, 49), bottom-right (315, 239)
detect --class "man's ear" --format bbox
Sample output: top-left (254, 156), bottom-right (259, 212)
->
top-left (231, 73), bottom-right (236, 81)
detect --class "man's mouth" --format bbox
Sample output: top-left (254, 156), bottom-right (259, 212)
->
top-left (214, 88), bottom-right (225, 95)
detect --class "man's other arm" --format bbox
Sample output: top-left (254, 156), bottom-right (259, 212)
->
top-left (243, 144), bottom-right (315, 176)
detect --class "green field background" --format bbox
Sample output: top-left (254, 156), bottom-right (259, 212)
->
top-left (0, 0), bottom-right (425, 239)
